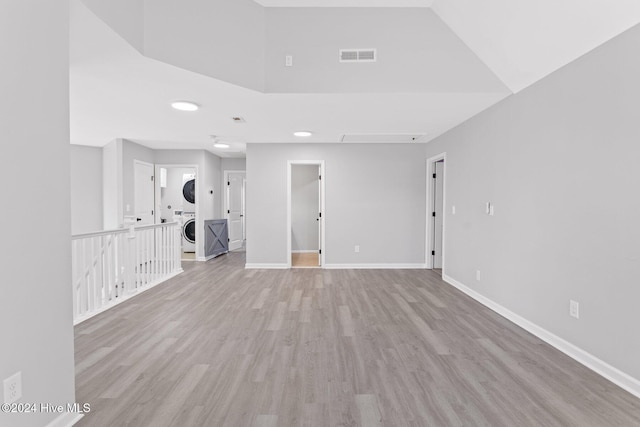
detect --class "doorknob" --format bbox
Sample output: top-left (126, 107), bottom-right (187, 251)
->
top-left (136, 218), bottom-right (142, 222)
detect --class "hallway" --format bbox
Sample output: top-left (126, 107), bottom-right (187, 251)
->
top-left (74, 254), bottom-right (640, 426)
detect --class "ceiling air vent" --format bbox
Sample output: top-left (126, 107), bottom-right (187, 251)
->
top-left (339, 49), bottom-right (377, 63)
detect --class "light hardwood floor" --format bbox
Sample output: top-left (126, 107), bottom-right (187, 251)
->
top-left (292, 252), bottom-right (320, 268)
top-left (74, 253), bottom-right (640, 426)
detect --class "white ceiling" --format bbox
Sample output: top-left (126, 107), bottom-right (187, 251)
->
top-left (432, 0), bottom-right (640, 92)
top-left (253, 0), bottom-right (432, 6)
top-left (71, 0), bottom-right (640, 155)
top-left (70, 0), bottom-right (508, 155)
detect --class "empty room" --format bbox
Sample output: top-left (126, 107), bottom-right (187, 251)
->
top-left (2, 1), bottom-right (640, 426)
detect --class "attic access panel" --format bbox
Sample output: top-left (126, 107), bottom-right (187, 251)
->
top-left (340, 134), bottom-right (427, 143)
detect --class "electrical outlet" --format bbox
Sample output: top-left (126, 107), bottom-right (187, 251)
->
top-left (3, 372), bottom-right (22, 404)
top-left (354, 245), bottom-right (360, 253)
top-left (285, 55), bottom-right (293, 67)
top-left (476, 270), bottom-right (481, 281)
top-left (570, 300), bottom-right (579, 319)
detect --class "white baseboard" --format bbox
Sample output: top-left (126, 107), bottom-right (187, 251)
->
top-left (442, 273), bottom-right (640, 400)
top-left (245, 263), bottom-right (289, 269)
top-left (324, 263), bottom-right (427, 270)
top-left (73, 270), bottom-right (183, 326)
top-left (292, 250), bottom-right (318, 254)
top-left (46, 412), bottom-right (83, 427)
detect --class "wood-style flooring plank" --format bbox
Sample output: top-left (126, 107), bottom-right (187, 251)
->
top-left (74, 253), bottom-right (640, 426)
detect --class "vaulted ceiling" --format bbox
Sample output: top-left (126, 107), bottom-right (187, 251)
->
top-left (70, 0), bottom-right (640, 156)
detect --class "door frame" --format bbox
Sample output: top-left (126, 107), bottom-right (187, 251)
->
top-left (224, 170), bottom-right (246, 251)
top-left (425, 153), bottom-right (447, 271)
top-left (154, 164), bottom-right (200, 258)
top-left (287, 160), bottom-right (325, 268)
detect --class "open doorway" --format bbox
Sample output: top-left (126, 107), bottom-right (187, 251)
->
top-left (287, 161), bottom-right (325, 268)
top-left (224, 170), bottom-right (246, 252)
top-left (155, 165), bottom-right (198, 261)
top-left (426, 154), bottom-right (446, 273)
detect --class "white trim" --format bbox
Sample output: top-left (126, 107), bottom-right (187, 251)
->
top-left (324, 263), bottom-right (427, 270)
top-left (291, 250), bottom-right (318, 254)
top-left (73, 270), bottom-right (183, 325)
top-left (287, 160), bottom-right (326, 269)
top-left (45, 412), bottom-right (84, 427)
top-left (442, 273), bottom-right (640, 400)
top-left (245, 263), bottom-right (289, 269)
top-left (134, 159), bottom-right (154, 168)
top-left (425, 153), bottom-right (447, 271)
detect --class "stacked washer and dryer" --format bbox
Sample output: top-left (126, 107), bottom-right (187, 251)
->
top-left (181, 173), bottom-right (196, 253)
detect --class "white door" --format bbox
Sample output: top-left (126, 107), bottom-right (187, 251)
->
top-left (226, 172), bottom-right (246, 251)
top-left (134, 161), bottom-right (155, 225)
top-left (433, 160), bottom-right (444, 268)
top-left (317, 166), bottom-right (322, 266)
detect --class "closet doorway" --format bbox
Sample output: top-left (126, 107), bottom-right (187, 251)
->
top-left (287, 161), bottom-right (325, 268)
top-left (426, 154), bottom-right (446, 273)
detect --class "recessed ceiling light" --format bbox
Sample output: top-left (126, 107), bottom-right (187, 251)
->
top-left (214, 143), bottom-right (230, 149)
top-left (171, 101), bottom-right (199, 111)
top-left (294, 131), bottom-right (312, 137)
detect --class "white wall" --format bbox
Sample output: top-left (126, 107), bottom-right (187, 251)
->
top-left (246, 143), bottom-right (427, 266)
top-left (144, 0), bottom-right (265, 91)
top-left (432, 0), bottom-right (640, 93)
top-left (80, 0), bottom-right (144, 52)
top-left (425, 22), bottom-right (640, 384)
top-left (291, 165), bottom-right (319, 252)
top-left (0, 2), bottom-right (76, 426)
top-left (70, 144), bottom-right (103, 234)
top-left (102, 138), bottom-right (123, 229)
top-left (221, 157), bottom-right (246, 172)
top-left (265, 8), bottom-right (507, 93)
